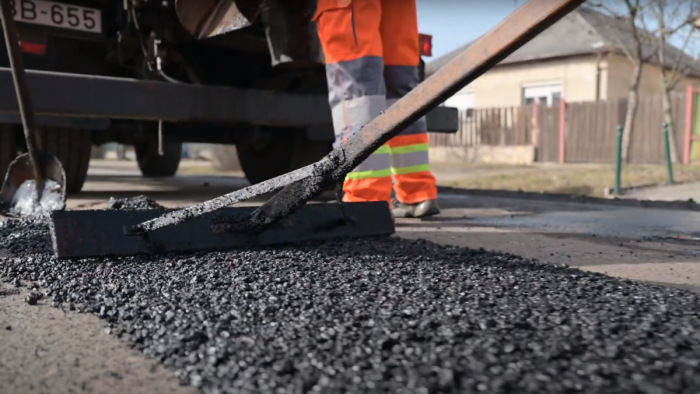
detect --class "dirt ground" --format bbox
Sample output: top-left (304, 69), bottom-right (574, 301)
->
top-left (0, 283), bottom-right (196, 394)
top-left (430, 162), bottom-right (700, 198)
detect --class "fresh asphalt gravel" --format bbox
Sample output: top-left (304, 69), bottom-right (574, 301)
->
top-left (1, 208), bottom-right (700, 393)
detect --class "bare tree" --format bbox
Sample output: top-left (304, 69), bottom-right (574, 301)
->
top-left (591, 0), bottom-right (653, 163)
top-left (646, 0), bottom-right (700, 163)
top-left (593, 0), bottom-right (700, 163)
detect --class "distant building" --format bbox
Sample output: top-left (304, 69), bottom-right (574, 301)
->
top-left (428, 6), bottom-right (700, 112)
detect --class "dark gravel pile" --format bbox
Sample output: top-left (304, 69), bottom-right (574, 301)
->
top-left (0, 218), bottom-right (53, 255)
top-left (108, 195), bottom-right (164, 211)
top-left (2, 217), bottom-right (700, 393)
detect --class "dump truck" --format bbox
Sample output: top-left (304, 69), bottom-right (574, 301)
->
top-left (0, 0), bottom-right (457, 194)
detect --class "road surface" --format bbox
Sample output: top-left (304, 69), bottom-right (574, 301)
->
top-left (76, 160), bottom-right (700, 290)
top-left (2, 160), bottom-right (700, 393)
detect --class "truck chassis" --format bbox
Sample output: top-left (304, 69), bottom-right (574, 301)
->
top-left (0, 0), bottom-right (457, 193)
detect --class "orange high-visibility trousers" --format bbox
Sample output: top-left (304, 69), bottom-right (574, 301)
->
top-left (313, 0), bottom-right (437, 204)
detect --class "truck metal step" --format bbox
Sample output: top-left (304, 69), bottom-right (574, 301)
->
top-left (0, 68), bottom-right (458, 132)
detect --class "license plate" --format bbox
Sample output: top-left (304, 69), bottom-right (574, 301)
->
top-left (11, 0), bottom-right (102, 34)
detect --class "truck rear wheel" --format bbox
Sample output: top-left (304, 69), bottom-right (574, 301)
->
top-left (41, 128), bottom-right (92, 194)
top-left (0, 125), bottom-right (18, 181)
top-left (237, 129), bottom-right (331, 185)
top-left (1, 127), bottom-right (91, 194)
top-left (135, 137), bottom-right (182, 178)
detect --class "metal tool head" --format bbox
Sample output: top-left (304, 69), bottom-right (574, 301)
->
top-left (0, 152), bottom-right (66, 217)
top-left (176, 0), bottom-right (264, 39)
top-left (49, 202), bottom-right (394, 259)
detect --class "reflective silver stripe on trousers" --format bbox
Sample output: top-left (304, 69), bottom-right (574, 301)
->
top-left (330, 95), bottom-right (387, 141)
top-left (325, 57), bottom-right (388, 145)
top-left (390, 150), bottom-right (429, 170)
top-left (352, 150), bottom-right (390, 172)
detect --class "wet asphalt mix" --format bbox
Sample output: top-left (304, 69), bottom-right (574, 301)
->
top-left (1, 199), bottom-right (700, 393)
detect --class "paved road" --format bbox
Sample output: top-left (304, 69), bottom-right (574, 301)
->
top-left (3, 160), bottom-right (700, 393)
top-left (73, 161), bottom-right (700, 291)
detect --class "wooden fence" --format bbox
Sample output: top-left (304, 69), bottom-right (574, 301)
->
top-left (428, 106), bottom-right (532, 148)
top-left (429, 92), bottom-right (689, 164)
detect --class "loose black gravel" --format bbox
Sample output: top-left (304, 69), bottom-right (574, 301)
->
top-left (2, 217), bottom-right (700, 393)
top-left (108, 195), bottom-right (164, 211)
top-left (24, 290), bottom-right (43, 305)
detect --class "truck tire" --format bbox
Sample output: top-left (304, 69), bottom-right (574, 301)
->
top-left (237, 129), bottom-right (331, 185)
top-left (240, 65), bottom-right (333, 184)
top-left (0, 127), bottom-right (91, 194)
top-left (40, 128), bottom-right (92, 194)
top-left (0, 126), bottom-right (18, 181)
top-left (135, 138), bottom-right (182, 177)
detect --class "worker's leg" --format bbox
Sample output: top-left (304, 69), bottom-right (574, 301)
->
top-left (314, 0), bottom-right (391, 203)
top-left (380, 0), bottom-right (438, 215)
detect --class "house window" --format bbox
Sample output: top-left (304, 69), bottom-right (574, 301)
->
top-left (522, 83), bottom-right (562, 106)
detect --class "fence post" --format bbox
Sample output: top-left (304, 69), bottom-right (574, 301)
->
top-left (683, 85), bottom-right (693, 165)
top-left (614, 125), bottom-right (623, 195)
top-left (559, 98), bottom-right (566, 164)
top-left (532, 101), bottom-right (539, 161)
top-left (664, 122), bottom-right (675, 185)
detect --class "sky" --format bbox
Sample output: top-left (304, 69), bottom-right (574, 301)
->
top-left (414, 1), bottom-right (700, 61)
top-left (416, 1), bottom-right (522, 59)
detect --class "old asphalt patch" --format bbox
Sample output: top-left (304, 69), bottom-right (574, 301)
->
top-left (1, 217), bottom-right (700, 393)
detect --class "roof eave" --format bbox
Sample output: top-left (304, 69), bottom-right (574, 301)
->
top-left (426, 50), bottom-right (610, 77)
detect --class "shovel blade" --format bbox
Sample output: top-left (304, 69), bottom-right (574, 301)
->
top-left (176, 0), bottom-right (264, 39)
top-left (0, 152), bottom-right (67, 217)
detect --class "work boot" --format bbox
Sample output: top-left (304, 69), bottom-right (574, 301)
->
top-left (392, 199), bottom-right (440, 219)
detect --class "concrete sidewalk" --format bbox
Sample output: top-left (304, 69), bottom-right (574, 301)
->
top-left (624, 180), bottom-right (700, 202)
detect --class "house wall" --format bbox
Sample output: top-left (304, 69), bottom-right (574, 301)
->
top-left (448, 55), bottom-right (601, 108)
top-left (440, 53), bottom-right (700, 110)
top-left (605, 53), bottom-right (700, 100)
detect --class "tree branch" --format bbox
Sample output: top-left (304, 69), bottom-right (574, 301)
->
top-left (589, 1), bottom-right (640, 63)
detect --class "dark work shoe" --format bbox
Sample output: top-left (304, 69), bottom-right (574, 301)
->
top-left (392, 199), bottom-right (440, 218)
